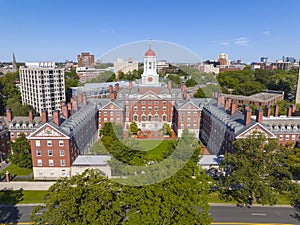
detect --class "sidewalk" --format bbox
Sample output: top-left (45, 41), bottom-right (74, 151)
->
top-left (0, 181), bottom-right (55, 190)
top-left (0, 162), bottom-right (11, 173)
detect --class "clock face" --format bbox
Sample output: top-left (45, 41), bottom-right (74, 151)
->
top-left (147, 76), bottom-right (153, 82)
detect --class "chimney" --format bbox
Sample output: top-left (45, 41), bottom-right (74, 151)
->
top-left (83, 94), bottom-right (87, 105)
top-left (181, 84), bottom-right (186, 92)
top-left (244, 109), bottom-right (252, 126)
top-left (256, 108), bottom-right (263, 123)
top-left (167, 81), bottom-right (172, 89)
top-left (110, 92), bottom-right (116, 101)
top-left (41, 110), bottom-right (48, 124)
top-left (217, 95), bottom-right (225, 107)
top-left (244, 104), bottom-right (250, 112)
top-left (62, 104), bottom-right (69, 118)
top-left (224, 99), bottom-right (231, 111)
top-left (67, 102), bottom-right (72, 115)
top-left (114, 83), bottom-right (119, 92)
top-left (109, 85), bottom-right (113, 93)
top-left (186, 92), bottom-right (190, 101)
top-left (78, 94), bottom-right (83, 103)
top-left (230, 102), bottom-right (236, 115)
top-left (287, 106), bottom-right (292, 117)
top-left (29, 110), bottom-right (34, 122)
top-left (274, 105), bottom-right (279, 117)
top-left (6, 109), bottom-right (13, 122)
top-left (73, 99), bottom-right (78, 111)
top-left (129, 81), bottom-right (133, 90)
top-left (265, 105), bottom-right (271, 117)
top-left (53, 110), bottom-right (60, 126)
top-left (291, 104), bottom-right (296, 113)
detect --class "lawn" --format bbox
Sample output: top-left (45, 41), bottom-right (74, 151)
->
top-left (0, 190), bottom-right (47, 204)
top-left (137, 140), bottom-right (176, 161)
top-left (21, 190), bottom-right (47, 204)
top-left (0, 164), bottom-right (33, 176)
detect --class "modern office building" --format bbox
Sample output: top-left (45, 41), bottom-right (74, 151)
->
top-left (19, 62), bottom-right (66, 116)
top-left (113, 57), bottom-right (138, 76)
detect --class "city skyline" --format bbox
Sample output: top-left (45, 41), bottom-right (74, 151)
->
top-left (1, 0), bottom-right (300, 62)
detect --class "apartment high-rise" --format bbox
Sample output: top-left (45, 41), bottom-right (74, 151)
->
top-left (19, 62), bottom-right (66, 116)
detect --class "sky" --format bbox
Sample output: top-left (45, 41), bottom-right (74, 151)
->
top-left (1, 0), bottom-right (300, 63)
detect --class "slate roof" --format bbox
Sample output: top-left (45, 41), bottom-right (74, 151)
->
top-left (72, 155), bottom-right (111, 166)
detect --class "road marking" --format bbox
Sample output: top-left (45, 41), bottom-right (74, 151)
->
top-left (251, 213), bottom-right (267, 216)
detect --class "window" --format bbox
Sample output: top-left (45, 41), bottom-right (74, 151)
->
top-left (48, 150), bottom-right (53, 156)
top-left (142, 107), bottom-right (146, 111)
top-left (38, 170), bottom-right (43, 176)
top-left (36, 140), bottom-right (41, 147)
top-left (148, 107), bottom-right (152, 111)
top-left (194, 112), bottom-right (197, 116)
top-left (155, 101), bottom-right (159, 104)
top-left (163, 101), bottom-right (166, 105)
top-left (47, 140), bottom-right (52, 147)
top-left (142, 101), bottom-right (146, 105)
top-left (155, 106), bottom-right (158, 111)
top-left (193, 118), bottom-right (197, 122)
top-left (59, 141), bottom-right (64, 147)
top-left (142, 115), bottom-right (146, 121)
top-left (110, 112), bottom-right (114, 116)
top-left (181, 112), bottom-right (185, 116)
top-left (292, 135), bottom-right (296, 140)
top-left (104, 118), bottom-right (107, 122)
top-left (154, 115), bottom-right (159, 121)
top-left (163, 106), bottom-right (166, 111)
top-left (61, 170), bottom-right (66, 176)
top-left (148, 101), bottom-right (152, 104)
top-left (49, 160), bottom-right (54, 166)
top-left (134, 106), bottom-right (137, 111)
top-left (60, 150), bottom-right (65, 156)
top-left (181, 124), bottom-right (184, 128)
top-left (285, 135), bottom-right (290, 140)
top-left (60, 160), bottom-right (65, 166)
top-left (162, 115), bottom-right (167, 122)
top-left (36, 150), bottom-right (41, 156)
top-left (104, 112), bottom-right (107, 116)
top-left (193, 124), bottom-right (197, 128)
top-left (279, 135), bottom-right (283, 140)
top-left (133, 115), bottom-right (138, 121)
top-left (37, 159), bottom-right (42, 166)
top-left (50, 170), bottom-right (55, 176)
top-left (148, 115), bottom-right (152, 121)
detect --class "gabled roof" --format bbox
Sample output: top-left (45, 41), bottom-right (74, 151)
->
top-left (99, 100), bottom-right (124, 110)
top-left (27, 122), bottom-right (70, 140)
top-left (236, 122), bottom-right (276, 139)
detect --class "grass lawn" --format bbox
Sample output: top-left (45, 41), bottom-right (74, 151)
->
top-left (137, 140), bottom-right (176, 161)
top-left (21, 190), bottom-right (47, 204)
top-left (0, 164), bottom-right (33, 176)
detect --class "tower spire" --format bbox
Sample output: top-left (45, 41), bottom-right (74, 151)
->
top-left (12, 52), bottom-right (17, 69)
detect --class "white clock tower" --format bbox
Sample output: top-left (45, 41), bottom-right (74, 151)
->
top-left (141, 45), bottom-right (159, 86)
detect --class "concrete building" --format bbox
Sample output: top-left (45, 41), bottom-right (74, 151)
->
top-left (218, 53), bottom-right (229, 66)
top-left (114, 58), bottom-right (138, 76)
top-left (19, 63), bottom-right (66, 116)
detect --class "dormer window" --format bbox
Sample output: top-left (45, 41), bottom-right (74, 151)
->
top-left (16, 123), bottom-right (20, 128)
top-left (22, 123), bottom-right (27, 129)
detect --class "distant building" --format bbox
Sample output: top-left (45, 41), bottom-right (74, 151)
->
top-left (218, 53), bottom-right (229, 66)
top-left (76, 67), bottom-right (111, 82)
top-left (77, 52), bottom-right (95, 68)
top-left (19, 62), bottom-right (66, 116)
top-left (113, 58), bottom-right (138, 76)
top-left (214, 90), bottom-right (284, 108)
top-left (198, 63), bottom-right (219, 74)
top-left (0, 118), bottom-right (10, 162)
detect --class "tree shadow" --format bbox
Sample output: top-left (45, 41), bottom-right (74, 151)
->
top-left (0, 188), bottom-right (23, 223)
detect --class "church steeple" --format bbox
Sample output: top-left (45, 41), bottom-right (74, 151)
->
top-left (12, 52), bottom-right (17, 69)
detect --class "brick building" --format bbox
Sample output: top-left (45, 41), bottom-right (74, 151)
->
top-left (28, 96), bottom-right (98, 179)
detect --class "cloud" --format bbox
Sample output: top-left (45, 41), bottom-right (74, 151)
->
top-left (234, 37), bottom-right (250, 46)
top-left (219, 41), bottom-right (230, 46)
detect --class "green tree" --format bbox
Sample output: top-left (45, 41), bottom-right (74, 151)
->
top-left (194, 88), bottom-right (206, 98)
top-left (162, 123), bottom-right (172, 136)
top-left (219, 133), bottom-right (293, 206)
top-left (8, 133), bottom-right (32, 168)
top-left (129, 121), bottom-right (138, 135)
top-left (185, 78), bottom-right (197, 87)
top-left (31, 170), bottom-right (122, 224)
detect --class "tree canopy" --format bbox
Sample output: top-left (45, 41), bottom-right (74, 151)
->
top-left (8, 133), bottom-right (32, 168)
top-left (219, 133), bottom-right (295, 206)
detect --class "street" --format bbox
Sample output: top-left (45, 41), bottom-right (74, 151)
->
top-left (0, 204), bottom-right (299, 225)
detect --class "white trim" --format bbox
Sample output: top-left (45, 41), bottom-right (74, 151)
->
top-left (236, 123), bottom-right (276, 139)
top-left (27, 123), bottom-right (70, 140)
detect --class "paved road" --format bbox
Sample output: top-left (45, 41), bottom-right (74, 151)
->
top-left (0, 205), bottom-right (299, 224)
